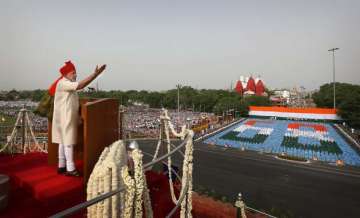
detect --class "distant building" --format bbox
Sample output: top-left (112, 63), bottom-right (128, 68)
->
top-left (270, 87), bottom-right (316, 107)
top-left (273, 90), bottom-right (290, 99)
top-left (270, 89), bottom-right (290, 106)
top-left (234, 76), bottom-right (267, 96)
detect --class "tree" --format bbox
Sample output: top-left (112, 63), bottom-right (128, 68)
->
top-left (313, 82), bottom-right (360, 128)
top-left (5, 89), bottom-right (19, 101)
top-left (312, 82), bottom-right (356, 108)
top-left (146, 92), bottom-right (164, 108)
top-left (19, 90), bottom-right (31, 99)
top-left (213, 96), bottom-right (246, 115)
top-left (29, 89), bottom-right (46, 101)
top-left (244, 95), bottom-right (271, 106)
top-left (169, 89), bottom-right (179, 109)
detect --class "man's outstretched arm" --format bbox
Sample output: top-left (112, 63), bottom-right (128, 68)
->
top-left (76, 64), bottom-right (106, 90)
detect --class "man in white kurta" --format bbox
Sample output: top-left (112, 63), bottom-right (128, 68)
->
top-left (52, 77), bottom-right (79, 174)
top-left (50, 60), bottom-right (106, 176)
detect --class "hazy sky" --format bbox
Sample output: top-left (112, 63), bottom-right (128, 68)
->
top-left (1, 0), bottom-right (359, 91)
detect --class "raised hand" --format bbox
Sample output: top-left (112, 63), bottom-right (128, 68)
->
top-left (95, 64), bottom-right (106, 75)
top-left (77, 64), bottom-right (107, 90)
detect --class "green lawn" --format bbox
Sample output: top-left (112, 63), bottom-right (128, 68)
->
top-left (0, 112), bottom-right (16, 127)
top-left (0, 112), bottom-right (16, 148)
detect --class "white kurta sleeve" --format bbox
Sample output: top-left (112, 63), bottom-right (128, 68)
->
top-left (58, 80), bottom-right (79, 92)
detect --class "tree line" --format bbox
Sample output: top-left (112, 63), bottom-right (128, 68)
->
top-left (312, 82), bottom-right (360, 128)
top-left (2, 82), bottom-right (358, 127)
top-left (0, 87), bottom-right (271, 116)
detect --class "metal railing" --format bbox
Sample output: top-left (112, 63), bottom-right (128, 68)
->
top-left (141, 151), bottom-right (187, 218)
top-left (245, 206), bottom-right (277, 218)
top-left (50, 134), bottom-right (192, 218)
top-left (235, 193), bottom-right (277, 218)
top-left (50, 131), bottom-right (277, 218)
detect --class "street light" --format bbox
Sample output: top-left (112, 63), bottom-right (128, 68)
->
top-left (176, 84), bottom-right (181, 114)
top-left (328, 47), bottom-right (339, 109)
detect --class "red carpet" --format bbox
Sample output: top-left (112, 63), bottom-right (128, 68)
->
top-left (146, 170), bottom-right (181, 217)
top-left (0, 153), bottom-right (84, 218)
top-left (0, 153), bottom-right (257, 217)
top-left (0, 153), bottom-right (181, 218)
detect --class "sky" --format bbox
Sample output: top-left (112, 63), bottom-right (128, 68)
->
top-left (1, 0), bottom-right (359, 91)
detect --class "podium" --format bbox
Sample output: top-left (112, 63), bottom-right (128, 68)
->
top-left (47, 98), bottom-right (120, 184)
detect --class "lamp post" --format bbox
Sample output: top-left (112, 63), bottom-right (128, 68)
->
top-left (328, 48), bottom-right (339, 109)
top-left (176, 84), bottom-right (181, 114)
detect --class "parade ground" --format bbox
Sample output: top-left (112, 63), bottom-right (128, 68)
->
top-left (138, 139), bottom-right (360, 218)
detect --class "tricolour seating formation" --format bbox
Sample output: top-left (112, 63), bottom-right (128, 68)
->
top-left (204, 119), bottom-right (360, 166)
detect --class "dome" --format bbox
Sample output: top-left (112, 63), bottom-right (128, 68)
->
top-left (246, 76), bottom-right (256, 92)
top-left (255, 79), bottom-right (265, 96)
top-left (234, 80), bottom-right (243, 95)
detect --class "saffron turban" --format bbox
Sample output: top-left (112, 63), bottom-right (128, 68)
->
top-left (48, 61), bottom-right (76, 96)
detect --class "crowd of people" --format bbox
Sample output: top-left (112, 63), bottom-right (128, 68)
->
top-left (123, 106), bottom-right (218, 138)
top-left (1, 101), bottom-right (223, 142)
top-left (0, 101), bottom-right (48, 143)
top-left (123, 107), bottom-right (161, 138)
top-left (27, 113), bottom-right (48, 133)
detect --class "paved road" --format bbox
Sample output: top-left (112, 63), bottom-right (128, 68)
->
top-left (136, 139), bottom-right (360, 218)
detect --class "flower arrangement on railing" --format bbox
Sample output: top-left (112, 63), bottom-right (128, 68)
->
top-left (87, 140), bottom-right (128, 218)
top-left (132, 148), bottom-right (153, 218)
top-left (87, 109), bottom-right (194, 218)
top-left (160, 109), bottom-right (194, 218)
